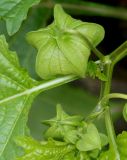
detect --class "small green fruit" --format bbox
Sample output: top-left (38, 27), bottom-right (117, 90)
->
top-left (27, 4), bottom-right (105, 79)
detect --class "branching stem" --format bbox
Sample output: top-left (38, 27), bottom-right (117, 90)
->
top-left (100, 61), bottom-right (120, 159)
top-left (110, 41), bottom-right (127, 65)
top-left (100, 93), bottom-right (127, 106)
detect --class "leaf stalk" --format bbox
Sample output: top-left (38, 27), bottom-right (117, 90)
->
top-left (0, 75), bottom-right (77, 105)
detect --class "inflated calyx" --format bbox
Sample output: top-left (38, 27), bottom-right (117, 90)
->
top-left (27, 4), bottom-right (105, 79)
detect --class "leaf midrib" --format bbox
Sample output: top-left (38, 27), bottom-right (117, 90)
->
top-left (0, 95), bottom-right (31, 157)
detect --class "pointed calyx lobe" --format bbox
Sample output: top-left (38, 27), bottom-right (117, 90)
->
top-left (27, 4), bottom-right (105, 79)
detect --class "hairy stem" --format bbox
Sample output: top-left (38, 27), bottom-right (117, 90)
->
top-left (99, 41), bottom-right (127, 159)
top-left (100, 59), bottom-right (120, 159)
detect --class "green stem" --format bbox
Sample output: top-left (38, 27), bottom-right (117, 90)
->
top-left (0, 75), bottom-right (77, 105)
top-left (39, 0), bottom-right (127, 20)
top-left (100, 59), bottom-right (120, 159)
top-left (96, 41), bottom-right (127, 159)
top-left (100, 93), bottom-right (127, 105)
top-left (110, 41), bottom-right (127, 65)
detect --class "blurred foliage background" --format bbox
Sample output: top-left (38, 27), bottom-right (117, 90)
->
top-left (0, 0), bottom-right (127, 139)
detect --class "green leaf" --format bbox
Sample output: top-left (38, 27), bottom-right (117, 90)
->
top-left (87, 61), bottom-right (107, 81)
top-left (64, 130), bottom-right (78, 144)
top-left (27, 4), bottom-right (104, 79)
top-left (98, 148), bottom-right (117, 160)
top-left (117, 131), bottom-right (127, 157)
top-left (77, 152), bottom-right (91, 160)
top-left (64, 151), bottom-right (91, 160)
top-left (88, 149), bottom-right (99, 159)
top-left (63, 152), bottom-right (77, 160)
top-left (43, 104), bottom-right (83, 140)
top-left (123, 103), bottom-right (127, 121)
top-left (9, 6), bottom-right (52, 78)
top-left (99, 133), bottom-right (108, 147)
top-left (15, 137), bottom-right (74, 160)
top-left (0, 0), bottom-right (41, 35)
top-left (0, 35), bottom-right (37, 159)
top-left (76, 123), bottom-right (101, 151)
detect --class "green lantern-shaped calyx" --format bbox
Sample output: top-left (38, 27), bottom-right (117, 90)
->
top-left (27, 4), bottom-right (105, 79)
